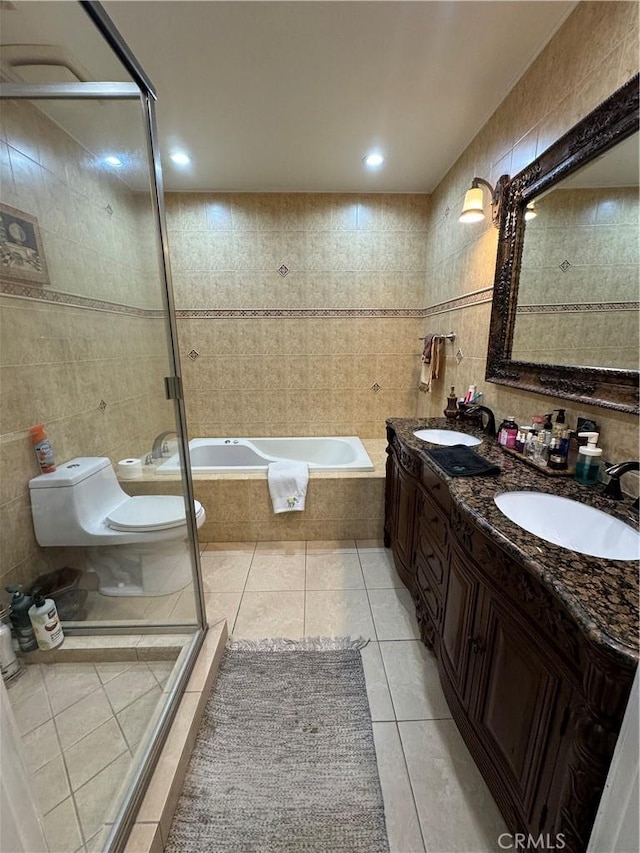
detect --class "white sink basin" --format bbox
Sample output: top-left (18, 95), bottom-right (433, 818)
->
top-left (494, 491), bottom-right (640, 561)
top-left (413, 429), bottom-right (482, 447)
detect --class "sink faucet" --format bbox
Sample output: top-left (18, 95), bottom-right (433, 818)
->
top-left (462, 405), bottom-right (496, 437)
top-left (146, 430), bottom-right (177, 464)
top-left (603, 461), bottom-right (640, 510)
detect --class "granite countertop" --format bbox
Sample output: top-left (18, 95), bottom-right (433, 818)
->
top-left (387, 417), bottom-right (639, 664)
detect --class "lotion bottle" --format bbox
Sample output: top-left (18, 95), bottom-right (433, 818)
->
top-left (574, 433), bottom-right (602, 485)
top-left (28, 590), bottom-right (64, 651)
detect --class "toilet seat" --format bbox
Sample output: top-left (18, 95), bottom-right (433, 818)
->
top-left (107, 495), bottom-right (204, 532)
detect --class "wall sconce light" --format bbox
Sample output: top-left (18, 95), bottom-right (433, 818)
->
top-left (524, 201), bottom-right (537, 221)
top-left (459, 174), bottom-right (510, 228)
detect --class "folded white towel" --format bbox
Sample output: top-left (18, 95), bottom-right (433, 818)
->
top-left (267, 461), bottom-right (309, 514)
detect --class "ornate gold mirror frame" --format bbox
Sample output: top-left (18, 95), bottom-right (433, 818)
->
top-left (486, 74), bottom-right (639, 414)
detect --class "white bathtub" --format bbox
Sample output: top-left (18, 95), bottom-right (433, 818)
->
top-left (156, 437), bottom-right (374, 473)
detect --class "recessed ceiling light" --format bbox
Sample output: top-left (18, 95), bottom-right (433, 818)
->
top-left (170, 152), bottom-right (191, 165)
top-left (363, 152), bottom-right (384, 168)
top-left (104, 155), bottom-right (122, 167)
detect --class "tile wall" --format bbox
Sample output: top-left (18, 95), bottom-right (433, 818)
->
top-left (0, 99), bottom-right (173, 591)
top-left (418, 0), bottom-right (640, 472)
top-left (168, 193), bottom-right (429, 439)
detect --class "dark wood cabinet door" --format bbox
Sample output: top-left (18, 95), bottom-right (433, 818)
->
top-left (385, 450), bottom-right (417, 587)
top-left (440, 544), bottom-right (481, 706)
top-left (470, 591), bottom-right (565, 826)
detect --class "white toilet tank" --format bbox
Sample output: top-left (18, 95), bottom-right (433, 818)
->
top-left (29, 457), bottom-right (129, 546)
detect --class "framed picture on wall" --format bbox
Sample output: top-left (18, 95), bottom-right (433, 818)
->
top-left (0, 202), bottom-right (49, 286)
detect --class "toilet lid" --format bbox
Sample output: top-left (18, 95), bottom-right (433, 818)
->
top-left (107, 496), bottom-right (204, 532)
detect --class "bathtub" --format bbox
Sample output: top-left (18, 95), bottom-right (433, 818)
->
top-left (156, 437), bottom-right (375, 473)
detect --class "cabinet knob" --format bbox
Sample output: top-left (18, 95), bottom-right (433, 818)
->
top-left (468, 636), bottom-right (483, 654)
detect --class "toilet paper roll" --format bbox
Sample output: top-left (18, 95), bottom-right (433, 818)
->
top-left (118, 458), bottom-right (143, 480)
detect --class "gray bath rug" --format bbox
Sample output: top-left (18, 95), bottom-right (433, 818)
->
top-left (165, 637), bottom-right (390, 853)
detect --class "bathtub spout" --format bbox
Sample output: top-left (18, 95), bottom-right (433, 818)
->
top-left (150, 430), bottom-right (177, 460)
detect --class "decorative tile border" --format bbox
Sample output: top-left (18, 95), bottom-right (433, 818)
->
top-left (422, 287), bottom-right (494, 317)
top-left (3, 274), bottom-right (494, 320)
top-left (517, 301), bottom-right (639, 314)
top-left (0, 278), bottom-right (164, 318)
top-left (176, 307), bottom-right (425, 319)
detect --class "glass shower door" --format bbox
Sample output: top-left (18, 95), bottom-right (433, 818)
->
top-left (0, 4), bottom-right (206, 847)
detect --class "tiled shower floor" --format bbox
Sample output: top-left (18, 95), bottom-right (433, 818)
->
top-left (7, 659), bottom-right (174, 852)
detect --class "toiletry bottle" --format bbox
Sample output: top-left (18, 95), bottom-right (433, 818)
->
top-left (541, 414), bottom-right (554, 447)
top-left (464, 384), bottom-right (475, 404)
top-left (497, 416), bottom-right (518, 449)
top-left (444, 386), bottom-right (459, 420)
top-left (574, 433), bottom-right (602, 485)
top-left (0, 609), bottom-right (20, 682)
top-left (548, 436), bottom-right (568, 471)
top-left (552, 409), bottom-right (567, 438)
top-left (515, 426), bottom-right (531, 454)
top-left (28, 590), bottom-right (64, 651)
top-left (5, 586), bottom-right (37, 652)
top-left (30, 424), bottom-right (56, 474)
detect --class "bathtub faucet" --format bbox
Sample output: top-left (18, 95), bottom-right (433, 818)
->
top-left (147, 430), bottom-right (177, 463)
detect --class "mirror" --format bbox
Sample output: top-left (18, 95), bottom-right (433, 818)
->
top-left (486, 74), bottom-right (639, 414)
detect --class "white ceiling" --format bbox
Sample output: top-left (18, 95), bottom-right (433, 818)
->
top-left (2, 1), bottom-right (576, 193)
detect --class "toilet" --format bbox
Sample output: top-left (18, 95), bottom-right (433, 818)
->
top-left (29, 457), bottom-right (206, 597)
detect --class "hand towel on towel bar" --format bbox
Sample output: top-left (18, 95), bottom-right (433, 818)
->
top-left (268, 461), bottom-right (309, 513)
top-left (419, 334), bottom-right (443, 393)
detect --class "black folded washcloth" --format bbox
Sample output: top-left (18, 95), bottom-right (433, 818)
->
top-left (426, 445), bottom-right (501, 477)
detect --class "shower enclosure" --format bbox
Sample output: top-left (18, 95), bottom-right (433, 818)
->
top-left (0, 2), bottom-right (206, 850)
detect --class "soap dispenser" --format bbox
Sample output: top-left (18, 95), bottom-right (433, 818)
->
top-left (444, 386), bottom-right (459, 420)
top-left (574, 432), bottom-right (602, 485)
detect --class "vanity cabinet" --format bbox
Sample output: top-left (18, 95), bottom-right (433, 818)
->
top-left (384, 424), bottom-right (637, 852)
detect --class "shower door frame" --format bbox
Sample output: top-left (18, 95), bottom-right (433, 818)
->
top-left (0, 5), bottom-right (208, 845)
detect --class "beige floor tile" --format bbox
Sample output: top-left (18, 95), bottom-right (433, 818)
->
top-left (368, 587), bottom-right (420, 640)
top-left (168, 589), bottom-right (197, 622)
top-left (380, 641), bottom-right (451, 721)
top-left (147, 660), bottom-right (175, 687)
top-left (360, 642), bottom-right (395, 722)
top-left (399, 719), bottom-right (507, 852)
top-left (117, 685), bottom-right (163, 750)
top-left (31, 754), bottom-right (70, 816)
top-left (306, 539), bottom-right (357, 553)
top-left (254, 540), bottom-right (305, 555)
top-left (305, 552), bottom-right (365, 589)
top-left (103, 664), bottom-right (158, 713)
top-left (42, 796), bottom-right (83, 853)
top-left (12, 684), bottom-right (52, 736)
top-left (233, 590), bottom-right (305, 639)
top-left (359, 546), bottom-right (403, 589)
top-left (372, 722), bottom-right (425, 853)
top-left (6, 663), bottom-right (44, 704)
top-left (245, 554), bottom-right (305, 591)
top-left (42, 663), bottom-right (102, 716)
top-left (95, 661), bottom-right (135, 684)
top-left (200, 553), bottom-right (252, 592)
top-left (65, 717), bottom-right (129, 792)
top-left (204, 591), bottom-right (242, 631)
top-left (55, 686), bottom-right (114, 750)
top-left (124, 822), bottom-right (163, 853)
top-left (204, 541), bottom-right (256, 554)
top-left (21, 719), bottom-right (60, 774)
top-left (304, 590), bottom-right (375, 638)
top-left (85, 826), bottom-right (111, 853)
top-left (74, 752), bottom-right (132, 842)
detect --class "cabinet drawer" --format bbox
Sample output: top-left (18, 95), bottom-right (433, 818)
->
top-left (417, 563), bottom-right (441, 625)
top-left (421, 463), bottom-right (450, 513)
top-left (415, 493), bottom-right (449, 591)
